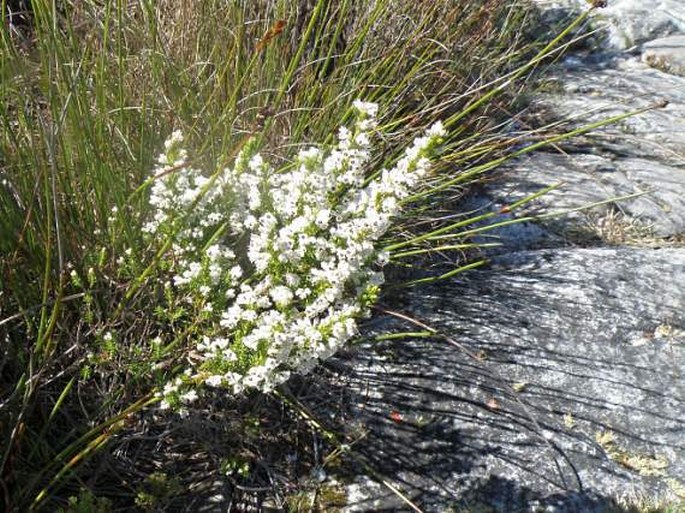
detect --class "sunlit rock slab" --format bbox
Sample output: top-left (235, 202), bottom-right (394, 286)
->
top-left (488, 53), bottom-right (685, 239)
top-left (541, 56), bottom-right (685, 160)
top-left (340, 247), bottom-right (685, 512)
top-left (533, 0), bottom-right (685, 49)
top-left (491, 150), bottom-right (685, 238)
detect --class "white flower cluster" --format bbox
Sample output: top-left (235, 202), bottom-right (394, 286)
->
top-left (145, 101), bottom-right (445, 408)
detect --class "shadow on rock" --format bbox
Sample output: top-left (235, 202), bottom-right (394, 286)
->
top-left (320, 247), bottom-right (685, 512)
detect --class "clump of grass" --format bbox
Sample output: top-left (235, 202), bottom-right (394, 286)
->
top-left (0, 0), bottom-right (602, 510)
top-left (611, 494), bottom-right (685, 513)
top-left (595, 430), bottom-right (670, 477)
top-left (585, 208), bottom-right (657, 246)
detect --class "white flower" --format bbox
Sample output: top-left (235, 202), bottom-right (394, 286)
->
top-left (352, 100), bottom-right (379, 118)
top-left (147, 104), bottom-right (444, 398)
top-left (270, 285), bottom-right (294, 308)
top-left (164, 130), bottom-right (183, 150)
top-left (249, 154), bottom-right (264, 172)
top-left (205, 375), bottom-right (224, 387)
top-left (427, 120), bottom-right (446, 138)
top-left (354, 132), bottom-right (370, 147)
top-left (180, 390), bottom-right (199, 404)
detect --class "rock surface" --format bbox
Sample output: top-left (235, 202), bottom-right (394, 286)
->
top-left (339, 1), bottom-right (685, 511)
top-left (539, 57), bottom-right (685, 160)
top-left (486, 13), bottom-right (685, 240)
top-left (489, 149), bottom-right (685, 238)
top-left (534, 0), bottom-right (685, 49)
top-left (339, 249), bottom-right (685, 511)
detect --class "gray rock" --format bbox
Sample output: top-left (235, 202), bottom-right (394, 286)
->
top-left (340, 248), bottom-right (685, 512)
top-left (484, 51), bottom-right (685, 239)
top-left (642, 35), bottom-right (685, 76)
top-left (541, 56), bottom-right (685, 160)
top-left (490, 151), bottom-right (685, 238)
top-left (532, 0), bottom-right (685, 49)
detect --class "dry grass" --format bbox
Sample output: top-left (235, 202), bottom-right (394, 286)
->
top-left (579, 207), bottom-right (685, 247)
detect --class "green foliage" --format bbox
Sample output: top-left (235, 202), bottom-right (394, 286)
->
top-left (57, 489), bottom-right (112, 513)
top-left (134, 472), bottom-right (182, 512)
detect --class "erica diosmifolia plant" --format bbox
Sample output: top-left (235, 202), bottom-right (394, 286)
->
top-left (12, 100), bottom-right (445, 511)
top-left (49, 75), bottom-right (653, 512)
top-left (124, 102), bottom-right (446, 408)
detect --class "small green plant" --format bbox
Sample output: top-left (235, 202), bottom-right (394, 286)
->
top-left (220, 456), bottom-right (251, 479)
top-left (286, 482), bottom-right (348, 512)
top-left (57, 489), bottom-right (112, 513)
top-left (134, 472), bottom-right (181, 512)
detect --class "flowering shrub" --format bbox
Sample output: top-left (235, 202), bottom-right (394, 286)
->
top-left (143, 101), bottom-right (445, 409)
